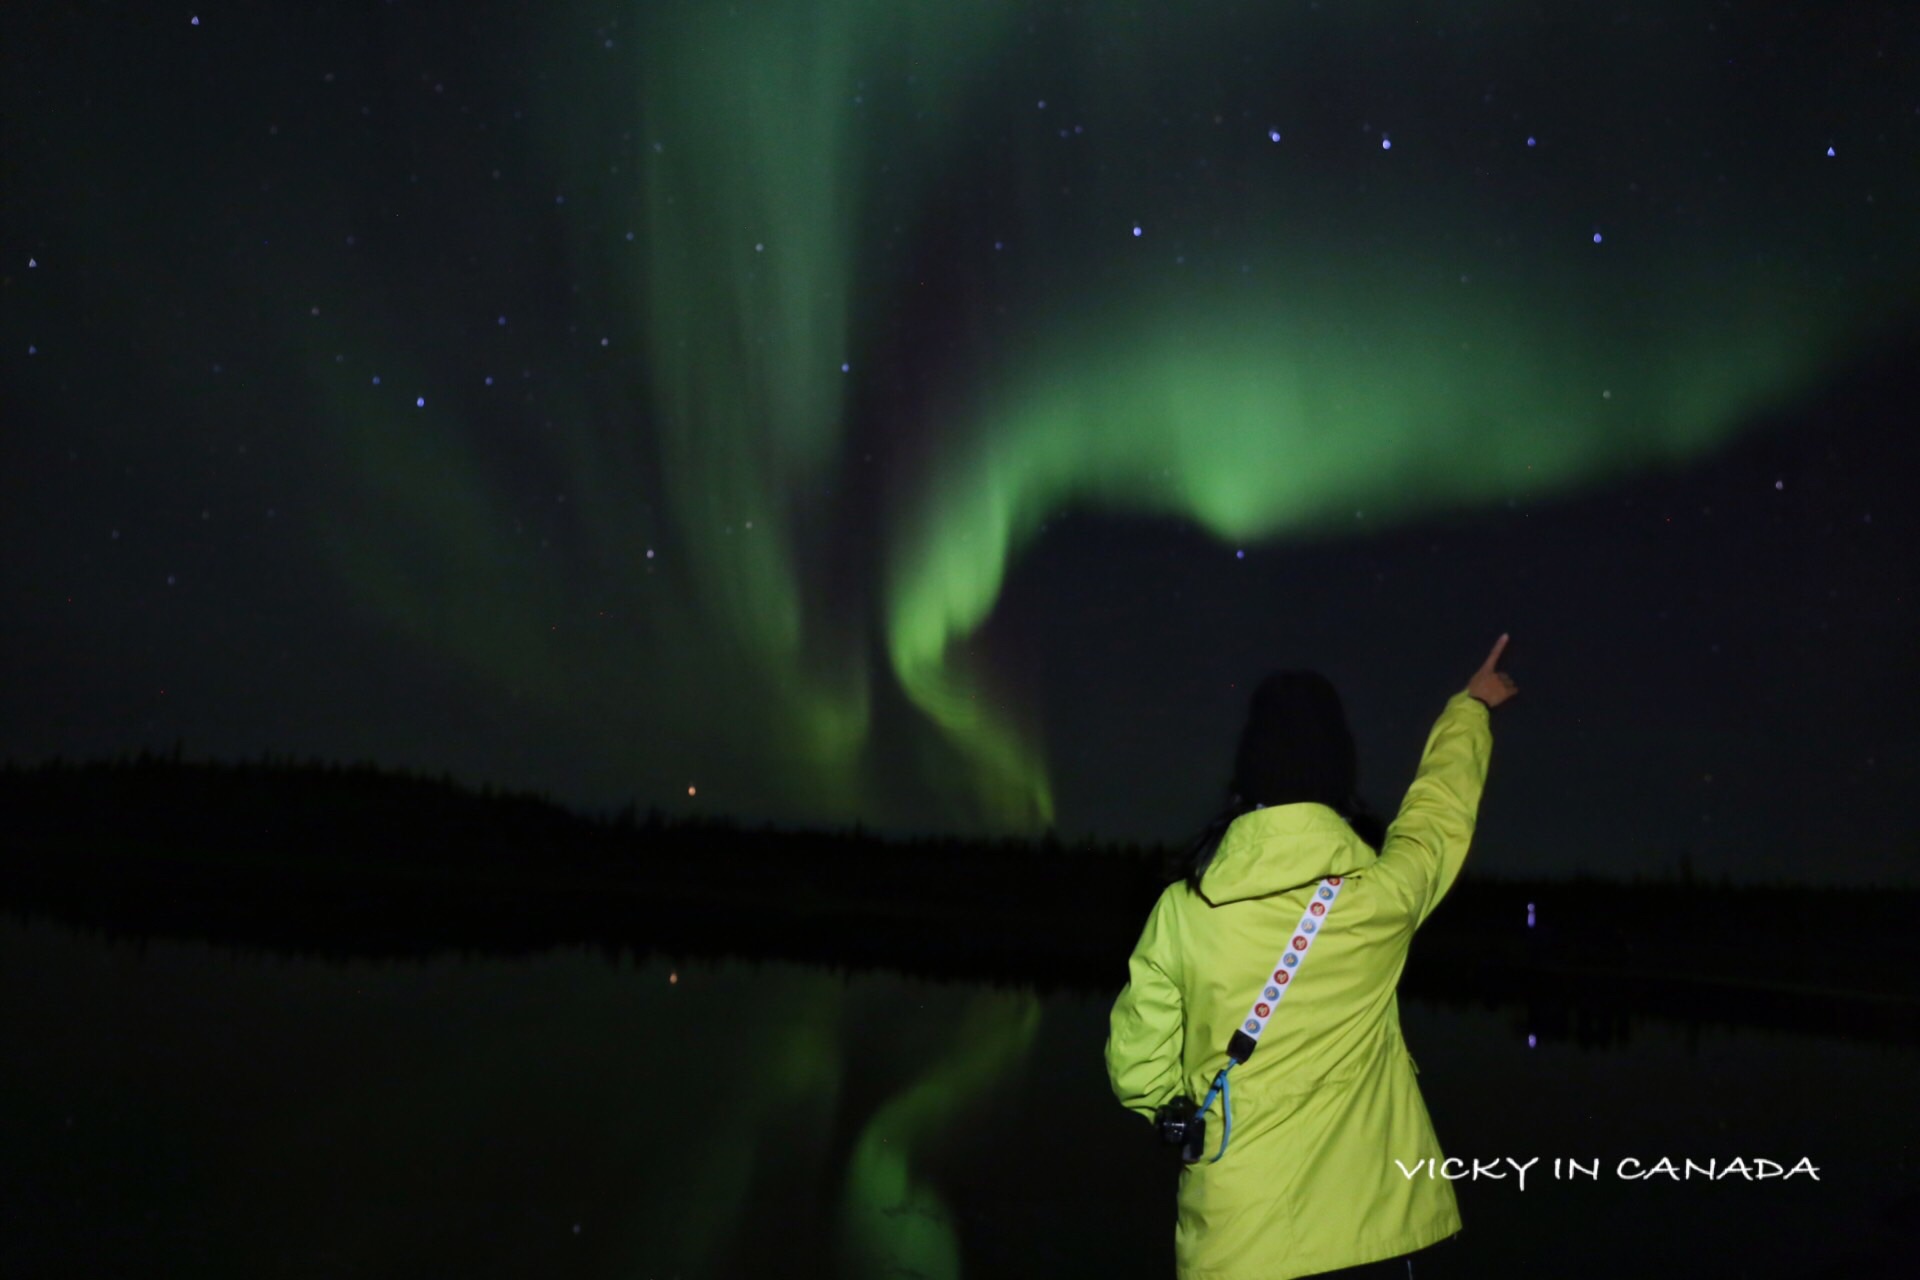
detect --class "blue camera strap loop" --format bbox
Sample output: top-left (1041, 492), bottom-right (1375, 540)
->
top-left (1194, 1064), bottom-right (1234, 1162)
top-left (1197, 874), bottom-right (1346, 1164)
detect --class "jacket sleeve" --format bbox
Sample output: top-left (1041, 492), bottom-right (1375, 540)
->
top-left (1105, 887), bottom-right (1185, 1124)
top-left (1371, 689), bottom-right (1493, 930)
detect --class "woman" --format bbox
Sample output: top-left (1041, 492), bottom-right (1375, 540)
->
top-left (1106, 634), bottom-right (1518, 1279)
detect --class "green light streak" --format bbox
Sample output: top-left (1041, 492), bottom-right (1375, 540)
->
top-left (613, 0), bottom-right (1017, 819)
top-left (838, 989), bottom-right (1042, 1278)
top-left (882, 254), bottom-right (1871, 826)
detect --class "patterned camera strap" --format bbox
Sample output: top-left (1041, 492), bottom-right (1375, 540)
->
top-left (1227, 874), bottom-right (1345, 1062)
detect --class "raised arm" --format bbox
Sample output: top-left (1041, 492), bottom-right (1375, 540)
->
top-left (1105, 886), bottom-right (1187, 1124)
top-left (1372, 634), bottom-right (1515, 929)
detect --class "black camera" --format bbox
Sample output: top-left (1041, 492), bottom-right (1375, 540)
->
top-left (1155, 1095), bottom-right (1207, 1164)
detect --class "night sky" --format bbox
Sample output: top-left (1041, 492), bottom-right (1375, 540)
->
top-left (5, 2), bottom-right (1916, 885)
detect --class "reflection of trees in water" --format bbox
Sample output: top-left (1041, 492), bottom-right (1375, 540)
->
top-left (4, 755), bottom-right (1915, 1049)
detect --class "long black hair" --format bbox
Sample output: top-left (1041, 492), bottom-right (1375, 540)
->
top-left (1173, 670), bottom-right (1387, 894)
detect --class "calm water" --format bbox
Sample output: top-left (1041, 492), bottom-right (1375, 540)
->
top-left (2, 913), bottom-right (1912, 1279)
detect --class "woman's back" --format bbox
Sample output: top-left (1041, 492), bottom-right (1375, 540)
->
top-left (1107, 677), bottom-right (1504, 1280)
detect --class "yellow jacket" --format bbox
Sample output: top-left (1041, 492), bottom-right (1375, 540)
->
top-left (1106, 690), bottom-right (1493, 1280)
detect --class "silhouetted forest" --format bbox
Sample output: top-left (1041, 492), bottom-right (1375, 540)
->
top-left (4, 749), bottom-right (1915, 1047)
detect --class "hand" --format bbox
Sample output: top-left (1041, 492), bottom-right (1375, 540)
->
top-left (1466, 633), bottom-right (1519, 708)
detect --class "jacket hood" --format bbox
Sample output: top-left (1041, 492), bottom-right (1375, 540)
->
top-left (1198, 802), bottom-right (1380, 904)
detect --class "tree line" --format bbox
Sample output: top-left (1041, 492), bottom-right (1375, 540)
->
top-left (2, 751), bottom-right (1914, 1047)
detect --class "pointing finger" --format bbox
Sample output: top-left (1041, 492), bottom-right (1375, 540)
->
top-left (1480, 632), bottom-right (1510, 672)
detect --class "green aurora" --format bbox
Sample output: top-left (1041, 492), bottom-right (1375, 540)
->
top-left (298, 0), bottom-right (1912, 835)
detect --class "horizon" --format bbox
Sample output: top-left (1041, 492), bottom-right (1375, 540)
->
top-left (10, 743), bottom-right (1914, 893)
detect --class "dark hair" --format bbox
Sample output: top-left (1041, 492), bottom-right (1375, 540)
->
top-left (1172, 670), bottom-right (1387, 894)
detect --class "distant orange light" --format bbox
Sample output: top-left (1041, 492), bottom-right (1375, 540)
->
top-left (688, 784), bottom-right (696, 796)
top-left (669, 971), bottom-right (679, 985)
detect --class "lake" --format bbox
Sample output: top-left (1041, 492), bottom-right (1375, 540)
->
top-left (2, 913), bottom-right (1911, 1278)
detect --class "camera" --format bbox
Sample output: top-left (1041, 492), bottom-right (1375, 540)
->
top-left (1155, 1095), bottom-right (1208, 1164)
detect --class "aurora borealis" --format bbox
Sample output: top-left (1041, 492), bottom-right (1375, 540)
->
top-left (6, 0), bottom-right (1917, 879)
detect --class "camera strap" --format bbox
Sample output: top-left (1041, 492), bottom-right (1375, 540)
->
top-left (1190, 875), bottom-right (1347, 1164)
top-left (1225, 874), bottom-right (1346, 1065)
